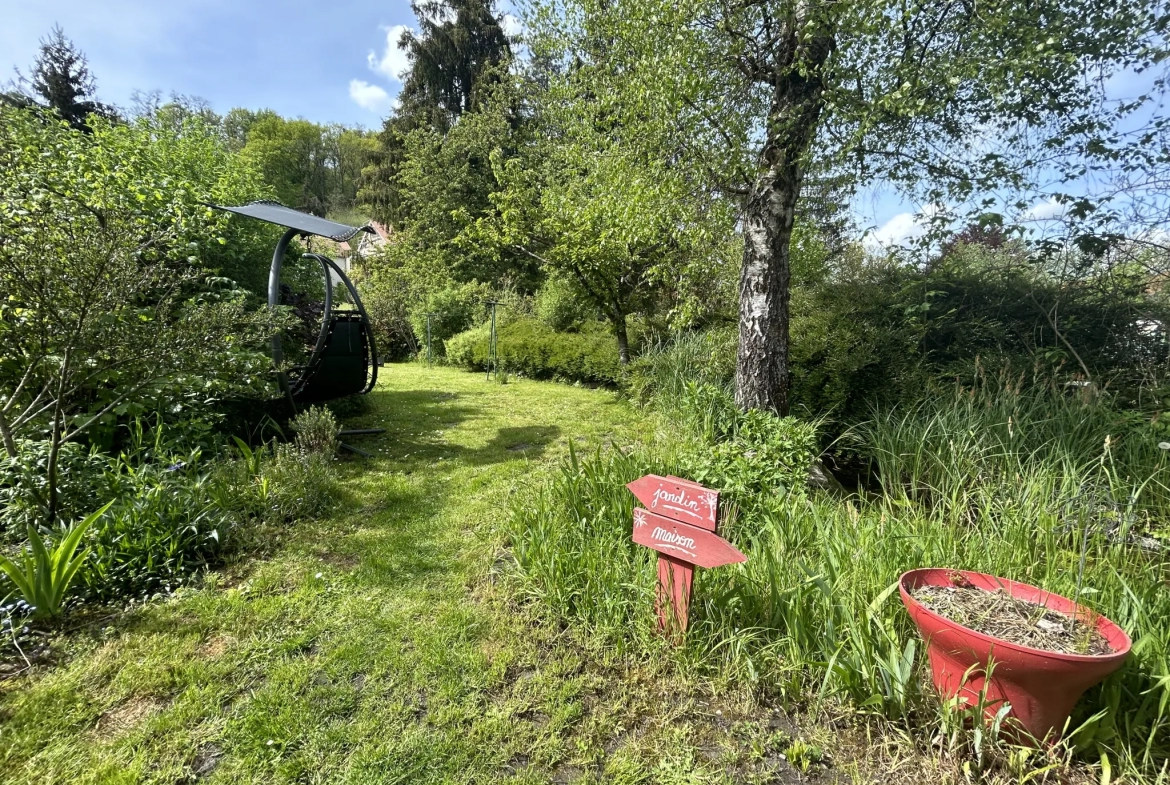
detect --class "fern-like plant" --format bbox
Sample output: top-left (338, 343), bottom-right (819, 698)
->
top-left (0, 502), bottom-right (112, 620)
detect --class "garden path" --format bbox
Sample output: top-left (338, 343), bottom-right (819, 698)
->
top-left (3, 366), bottom-right (820, 784)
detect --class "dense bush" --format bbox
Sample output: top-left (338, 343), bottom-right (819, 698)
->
top-left (446, 317), bottom-right (623, 385)
top-left (407, 281), bottom-right (492, 357)
top-left (625, 239), bottom-right (1170, 427)
top-left (350, 256), bottom-right (422, 361)
top-left (534, 271), bottom-right (595, 331)
top-left (680, 389), bottom-right (821, 502)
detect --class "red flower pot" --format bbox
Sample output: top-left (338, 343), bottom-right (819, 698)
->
top-left (899, 568), bottom-right (1131, 743)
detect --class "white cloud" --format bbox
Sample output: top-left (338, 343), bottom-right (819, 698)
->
top-left (1023, 197), bottom-right (1067, 222)
top-left (502, 13), bottom-right (523, 37)
top-left (864, 212), bottom-right (926, 251)
top-left (348, 79), bottom-right (393, 112)
top-left (367, 24), bottom-right (413, 82)
top-left (863, 203), bottom-right (951, 251)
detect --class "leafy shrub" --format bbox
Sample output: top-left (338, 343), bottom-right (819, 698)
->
top-left (681, 390), bottom-right (821, 500)
top-left (534, 271), bottom-right (594, 331)
top-left (0, 441), bottom-right (109, 541)
top-left (447, 317), bottom-right (622, 385)
top-left (352, 252), bottom-right (423, 361)
top-left (80, 450), bottom-right (236, 601)
top-left (407, 281), bottom-right (491, 356)
top-left (290, 406), bottom-right (339, 457)
top-left (0, 423), bottom-right (340, 606)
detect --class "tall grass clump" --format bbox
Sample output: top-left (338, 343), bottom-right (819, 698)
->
top-left (507, 375), bottom-right (1170, 778)
top-left (623, 327), bottom-right (736, 412)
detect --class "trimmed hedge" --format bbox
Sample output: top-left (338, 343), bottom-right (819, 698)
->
top-left (446, 317), bottom-right (622, 385)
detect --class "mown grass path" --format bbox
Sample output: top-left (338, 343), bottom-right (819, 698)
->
top-left (0, 366), bottom-right (693, 784)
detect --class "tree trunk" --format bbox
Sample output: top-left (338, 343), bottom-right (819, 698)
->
top-left (0, 412), bottom-right (16, 459)
top-left (735, 175), bottom-right (799, 414)
top-left (46, 349), bottom-right (71, 524)
top-left (733, 22), bottom-right (834, 414)
top-left (613, 313), bottom-right (631, 365)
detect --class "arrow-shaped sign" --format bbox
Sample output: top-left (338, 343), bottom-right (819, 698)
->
top-left (627, 475), bottom-right (719, 531)
top-left (632, 508), bottom-right (746, 569)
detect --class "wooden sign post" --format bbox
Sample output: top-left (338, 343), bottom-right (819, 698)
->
top-left (627, 475), bottom-right (746, 635)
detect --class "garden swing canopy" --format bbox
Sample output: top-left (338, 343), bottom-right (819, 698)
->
top-left (208, 201), bottom-right (378, 405)
top-left (210, 200), bottom-right (373, 242)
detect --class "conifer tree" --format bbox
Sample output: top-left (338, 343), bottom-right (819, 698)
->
top-left (361, 0), bottom-right (513, 226)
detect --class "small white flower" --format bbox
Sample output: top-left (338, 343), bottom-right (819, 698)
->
top-left (1159, 442), bottom-right (1170, 451)
top-left (266, 739), bottom-right (274, 746)
top-left (315, 572), bottom-right (323, 579)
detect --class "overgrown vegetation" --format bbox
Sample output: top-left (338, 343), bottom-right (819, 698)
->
top-left (509, 369), bottom-right (1170, 779)
top-left (1, 34), bottom-right (346, 624)
top-left (6, 2), bottom-right (1170, 782)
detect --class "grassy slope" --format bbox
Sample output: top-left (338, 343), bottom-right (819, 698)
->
top-left (0, 366), bottom-right (830, 785)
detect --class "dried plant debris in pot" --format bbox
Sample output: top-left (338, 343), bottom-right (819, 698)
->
top-left (912, 585), bottom-right (1113, 655)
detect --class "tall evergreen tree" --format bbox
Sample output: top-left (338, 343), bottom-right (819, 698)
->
top-left (361, 0), bottom-right (513, 227)
top-left (19, 25), bottom-right (114, 130)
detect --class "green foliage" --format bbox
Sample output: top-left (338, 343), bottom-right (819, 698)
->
top-left (233, 110), bottom-right (375, 216)
top-left (350, 248), bottom-right (426, 361)
top-left (1, 420), bottom-right (339, 607)
top-left (680, 387), bottom-right (821, 501)
top-left (0, 104), bottom-right (278, 495)
top-left (533, 271), bottom-right (594, 331)
top-left (82, 454), bottom-right (233, 601)
top-left (0, 442), bottom-right (109, 540)
top-left (362, 0), bottom-right (514, 229)
top-left (526, 0), bottom-right (1170, 409)
top-left (15, 25), bottom-right (115, 131)
top-left (0, 503), bottom-right (111, 620)
top-left (446, 317), bottom-right (623, 385)
top-left (623, 328), bottom-right (737, 410)
top-left (290, 407), bottom-right (339, 457)
top-left (79, 439), bottom-right (337, 603)
top-left (408, 281), bottom-right (492, 355)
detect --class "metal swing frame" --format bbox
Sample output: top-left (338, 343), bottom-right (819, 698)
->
top-left (210, 201), bottom-right (384, 453)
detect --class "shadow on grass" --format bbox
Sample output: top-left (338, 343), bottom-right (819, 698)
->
top-left (342, 388), bottom-right (561, 469)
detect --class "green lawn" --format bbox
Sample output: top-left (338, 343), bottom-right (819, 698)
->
top-left (0, 366), bottom-right (838, 785)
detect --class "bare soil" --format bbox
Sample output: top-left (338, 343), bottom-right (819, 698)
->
top-left (912, 585), bottom-right (1113, 655)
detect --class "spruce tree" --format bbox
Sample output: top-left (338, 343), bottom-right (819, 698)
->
top-left (24, 25), bottom-right (113, 130)
top-left (361, 0), bottom-right (512, 226)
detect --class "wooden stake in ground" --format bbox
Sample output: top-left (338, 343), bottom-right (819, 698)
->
top-left (627, 475), bottom-right (746, 636)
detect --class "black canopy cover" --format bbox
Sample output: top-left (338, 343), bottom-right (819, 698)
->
top-left (208, 201), bottom-right (374, 242)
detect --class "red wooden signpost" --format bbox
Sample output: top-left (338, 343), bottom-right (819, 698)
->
top-left (627, 474), bottom-right (746, 635)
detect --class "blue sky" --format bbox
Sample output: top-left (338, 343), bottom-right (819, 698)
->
top-left (0, 0), bottom-right (479, 128)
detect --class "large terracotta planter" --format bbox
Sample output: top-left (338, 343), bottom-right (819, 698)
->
top-left (899, 568), bottom-right (1131, 743)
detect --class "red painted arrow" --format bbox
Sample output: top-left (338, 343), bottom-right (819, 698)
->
top-left (632, 508), bottom-right (746, 569)
top-left (626, 475), bottom-right (719, 531)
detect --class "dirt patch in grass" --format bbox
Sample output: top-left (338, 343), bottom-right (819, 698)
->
top-left (198, 635), bottom-right (235, 659)
top-left (912, 586), bottom-right (1112, 655)
top-left (316, 549), bottom-right (360, 571)
top-left (93, 696), bottom-right (165, 739)
top-left (191, 743), bottom-right (223, 779)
